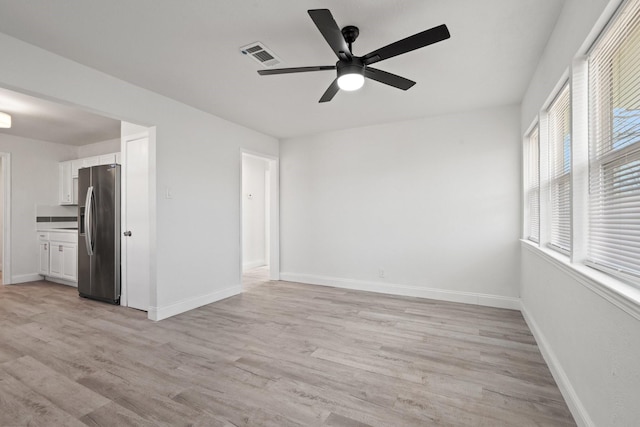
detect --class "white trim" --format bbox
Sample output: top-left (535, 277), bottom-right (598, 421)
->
top-left (11, 273), bottom-right (42, 284)
top-left (520, 302), bottom-right (594, 427)
top-left (43, 277), bottom-right (77, 287)
top-left (521, 240), bottom-right (640, 321)
top-left (243, 259), bottom-right (266, 271)
top-left (280, 272), bottom-right (521, 310)
top-left (1, 153), bottom-right (10, 285)
top-left (570, 58), bottom-right (589, 265)
top-left (148, 284), bottom-right (241, 321)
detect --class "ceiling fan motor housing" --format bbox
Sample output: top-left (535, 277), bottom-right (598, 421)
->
top-left (337, 58), bottom-right (365, 78)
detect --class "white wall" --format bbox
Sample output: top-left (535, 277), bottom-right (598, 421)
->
top-left (76, 137), bottom-right (120, 158)
top-left (0, 159), bottom-right (3, 270)
top-left (280, 105), bottom-right (521, 308)
top-left (520, 0), bottom-right (640, 425)
top-left (0, 133), bottom-right (76, 282)
top-left (242, 155), bottom-right (268, 271)
top-left (0, 32), bottom-right (278, 319)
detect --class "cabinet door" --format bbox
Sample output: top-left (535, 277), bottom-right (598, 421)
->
top-left (114, 152), bottom-right (121, 165)
top-left (49, 243), bottom-right (63, 278)
top-left (71, 159), bottom-right (83, 178)
top-left (49, 242), bottom-right (78, 282)
top-left (98, 153), bottom-right (116, 165)
top-left (58, 162), bottom-right (73, 205)
top-left (62, 244), bottom-right (78, 282)
top-left (38, 242), bottom-right (50, 275)
top-left (83, 156), bottom-right (100, 168)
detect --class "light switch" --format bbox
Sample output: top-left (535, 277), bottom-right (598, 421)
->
top-left (165, 186), bottom-right (173, 199)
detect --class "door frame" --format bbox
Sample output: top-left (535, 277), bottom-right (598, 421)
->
top-left (240, 150), bottom-right (280, 283)
top-left (0, 152), bottom-right (10, 285)
top-left (120, 129), bottom-right (154, 310)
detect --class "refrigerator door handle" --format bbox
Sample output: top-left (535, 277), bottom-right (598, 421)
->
top-left (85, 186), bottom-right (94, 256)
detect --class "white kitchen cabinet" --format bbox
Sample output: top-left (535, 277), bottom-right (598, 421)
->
top-left (83, 156), bottom-right (100, 168)
top-left (59, 153), bottom-right (120, 206)
top-left (49, 241), bottom-right (77, 282)
top-left (38, 231), bottom-right (77, 284)
top-left (37, 232), bottom-right (50, 276)
top-left (71, 159), bottom-right (83, 178)
top-left (98, 153), bottom-right (117, 165)
top-left (58, 161), bottom-right (73, 205)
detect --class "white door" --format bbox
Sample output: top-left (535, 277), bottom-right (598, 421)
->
top-left (122, 133), bottom-right (150, 311)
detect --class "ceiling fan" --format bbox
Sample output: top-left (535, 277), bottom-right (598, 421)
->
top-left (257, 9), bottom-right (450, 103)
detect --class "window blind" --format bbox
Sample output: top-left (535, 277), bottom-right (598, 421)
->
top-left (588, 0), bottom-right (640, 278)
top-left (548, 84), bottom-right (572, 253)
top-left (526, 126), bottom-right (540, 243)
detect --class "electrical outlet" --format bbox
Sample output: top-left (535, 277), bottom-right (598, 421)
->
top-left (378, 268), bottom-right (385, 278)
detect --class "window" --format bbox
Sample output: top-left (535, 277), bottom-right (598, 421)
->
top-left (548, 84), bottom-right (572, 253)
top-left (588, 0), bottom-right (640, 279)
top-left (525, 126), bottom-right (540, 243)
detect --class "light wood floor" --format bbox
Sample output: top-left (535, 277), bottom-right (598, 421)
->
top-left (0, 271), bottom-right (575, 426)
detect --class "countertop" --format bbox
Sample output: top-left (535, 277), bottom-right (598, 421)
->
top-left (37, 228), bottom-right (78, 233)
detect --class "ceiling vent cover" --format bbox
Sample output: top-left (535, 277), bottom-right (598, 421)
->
top-left (240, 42), bottom-right (281, 68)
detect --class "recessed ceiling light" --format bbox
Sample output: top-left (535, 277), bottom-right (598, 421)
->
top-left (0, 112), bottom-right (11, 128)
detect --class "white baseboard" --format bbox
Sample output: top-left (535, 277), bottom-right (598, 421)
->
top-left (148, 284), bottom-right (241, 321)
top-left (279, 272), bottom-right (520, 310)
top-left (8, 273), bottom-right (43, 284)
top-left (243, 260), bottom-right (266, 271)
top-left (45, 277), bottom-right (77, 287)
top-left (520, 302), bottom-right (593, 427)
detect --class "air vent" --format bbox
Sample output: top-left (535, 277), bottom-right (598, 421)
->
top-left (240, 42), bottom-right (281, 68)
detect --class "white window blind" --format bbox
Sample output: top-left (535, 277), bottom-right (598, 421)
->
top-left (526, 126), bottom-right (540, 243)
top-left (548, 84), bottom-right (572, 253)
top-left (588, 0), bottom-right (640, 278)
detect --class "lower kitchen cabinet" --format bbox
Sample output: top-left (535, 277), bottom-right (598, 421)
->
top-left (49, 241), bottom-right (77, 282)
top-left (37, 231), bottom-right (78, 283)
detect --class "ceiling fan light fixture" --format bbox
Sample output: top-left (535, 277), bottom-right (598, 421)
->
top-left (337, 63), bottom-right (365, 91)
top-left (337, 73), bottom-right (365, 91)
top-left (0, 112), bottom-right (11, 128)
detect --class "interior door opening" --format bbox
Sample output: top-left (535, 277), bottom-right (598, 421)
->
top-left (241, 152), bottom-right (278, 290)
top-left (0, 153), bottom-right (9, 286)
top-left (0, 156), bottom-right (4, 284)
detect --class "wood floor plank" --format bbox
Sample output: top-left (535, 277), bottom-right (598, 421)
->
top-left (0, 269), bottom-right (576, 426)
top-left (1, 355), bottom-right (110, 418)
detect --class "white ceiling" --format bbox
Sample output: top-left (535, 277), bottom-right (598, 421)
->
top-left (0, 87), bottom-right (120, 145)
top-left (0, 0), bottom-right (564, 139)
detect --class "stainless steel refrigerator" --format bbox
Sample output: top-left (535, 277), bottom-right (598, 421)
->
top-left (78, 164), bottom-right (121, 304)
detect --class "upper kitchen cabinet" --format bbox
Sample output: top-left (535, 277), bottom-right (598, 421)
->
top-left (59, 161), bottom-right (73, 205)
top-left (71, 159), bottom-right (83, 178)
top-left (98, 153), bottom-right (116, 165)
top-left (59, 152), bottom-right (120, 205)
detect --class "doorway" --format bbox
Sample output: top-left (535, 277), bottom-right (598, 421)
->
top-left (241, 151), bottom-right (278, 290)
top-left (0, 153), bottom-right (10, 285)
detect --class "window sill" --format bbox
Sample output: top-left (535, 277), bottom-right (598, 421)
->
top-left (520, 239), bottom-right (640, 321)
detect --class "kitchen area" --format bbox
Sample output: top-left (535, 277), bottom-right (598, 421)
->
top-left (0, 86), bottom-right (150, 311)
top-left (37, 152), bottom-right (120, 289)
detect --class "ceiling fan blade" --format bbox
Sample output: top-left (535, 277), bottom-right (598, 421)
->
top-left (364, 68), bottom-right (416, 90)
top-left (362, 24), bottom-right (450, 66)
top-left (258, 66), bottom-right (335, 75)
top-left (319, 79), bottom-right (340, 103)
top-left (308, 9), bottom-right (351, 59)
